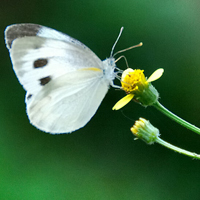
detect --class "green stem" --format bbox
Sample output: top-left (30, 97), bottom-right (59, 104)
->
top-left (153, 101), bottom-right (200, 135)
top-left (156, 137), bottom-right (200, 159)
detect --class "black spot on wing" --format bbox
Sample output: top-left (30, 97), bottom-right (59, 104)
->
top-left (40, 76), bottom-right (51, 86)
top-left (27, 94), bottom-right (33, 100)
top-left (5, 24), bottom-right (42, 49)
top-left (34, 59), bottom-right (48, 68)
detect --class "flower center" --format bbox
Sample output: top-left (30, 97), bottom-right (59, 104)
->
top-left (121, 69), bottom-right (148, 93)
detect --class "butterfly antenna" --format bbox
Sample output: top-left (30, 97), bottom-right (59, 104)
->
top-left (113, 42), bottom-right (143, 57)
top-left (110, 27), bottom-right (124, 57)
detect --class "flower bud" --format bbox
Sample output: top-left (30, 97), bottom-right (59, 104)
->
top-left (131, 118), bottom-right (160, 144)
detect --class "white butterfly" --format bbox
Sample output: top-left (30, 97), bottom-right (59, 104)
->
top-left (4, 24), bottom-right (123, 134)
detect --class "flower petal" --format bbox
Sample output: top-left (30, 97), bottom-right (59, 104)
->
top-left (112, 94), bottom-right (134, 110)
top-left (147, 68), bottom-right (164, 82)
top-left (121, 68), bottom-right (134, 81)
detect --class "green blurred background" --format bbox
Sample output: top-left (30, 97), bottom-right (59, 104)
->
top-left (1, 0), bottom-right (200, 199)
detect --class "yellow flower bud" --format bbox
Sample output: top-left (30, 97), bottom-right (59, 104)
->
top-left (131, 118), bottom-right (160, 144)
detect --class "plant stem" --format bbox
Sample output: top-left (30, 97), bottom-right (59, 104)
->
top-left (153, 101), bottom-right (200, 135)
top-left (156, 137), bottom-right (200, 159)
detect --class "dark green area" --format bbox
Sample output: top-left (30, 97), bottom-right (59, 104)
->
top-left (1, 1), bottom-right (200, 199)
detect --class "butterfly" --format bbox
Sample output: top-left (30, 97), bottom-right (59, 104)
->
top-left (4, 23), bottom-right (124, 134)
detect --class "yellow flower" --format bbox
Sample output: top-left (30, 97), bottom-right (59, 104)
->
top-left (112, 68), bottom-right (164, 110)
top-left (121, 69), bottom-right (147, 93)
top-left (131, 118), bottom-right (160, 144)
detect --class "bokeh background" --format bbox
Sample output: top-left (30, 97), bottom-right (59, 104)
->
top-left (1, 0), bottom-right (200, 199)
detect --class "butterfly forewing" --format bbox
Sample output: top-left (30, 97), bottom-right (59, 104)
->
top-left (10, 36), bottom-right (103, 95)
top-left (5, 23), bottom-right (93, 51)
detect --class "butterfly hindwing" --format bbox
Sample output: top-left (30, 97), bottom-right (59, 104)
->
top-left (26, 69), bottom-right (109, 133)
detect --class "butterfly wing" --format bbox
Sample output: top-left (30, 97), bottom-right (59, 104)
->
top-left (26, 68), bottom-right (109, 133)
top-left (5, 23), bottom-right (93, 50)
top-left (5, 24), bottom-right (110, 133)
top-left (5, 24), bottom-right (103, 95)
